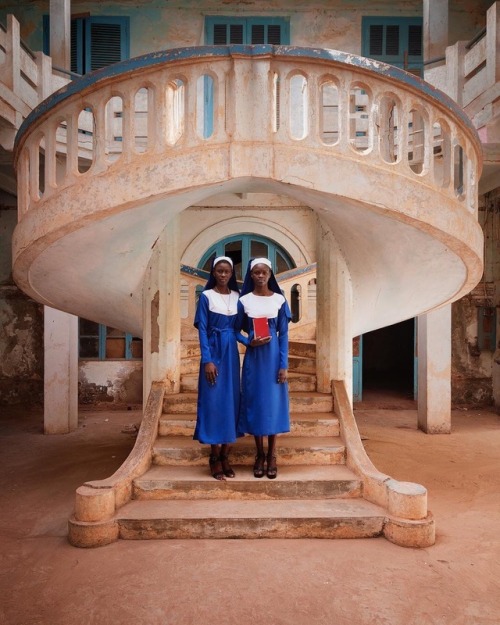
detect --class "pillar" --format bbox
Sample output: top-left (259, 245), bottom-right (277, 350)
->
top-left (143, 217), bottom-right (181, 400)
top-left (315, 217), bottom-right (353, 399)
top-left (417, 306), bottom-right (451, 433)
top-left (49, 0), bottom-right (71, 72)
top-left (44, 306), bottom-right (78, 434)
top-left (423, 0), bottom-right (449, 62)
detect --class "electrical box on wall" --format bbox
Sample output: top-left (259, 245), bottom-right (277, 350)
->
top-left (477, 306), bottom-right (496, 351)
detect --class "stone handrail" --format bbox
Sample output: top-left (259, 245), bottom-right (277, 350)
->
top-left (14, 44), bottom-right (482, 221)
top-left (0, 15), bottom-right (69, 149)
top-left (68, 380), bottom-right (165, 547)
top-left (431, 3), bottom-right (500, 124)
top-left (332, 379), bottom-right (435, 547)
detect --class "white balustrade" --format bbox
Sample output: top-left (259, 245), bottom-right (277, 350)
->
top-left (14, 46), bottom-right (481, 220)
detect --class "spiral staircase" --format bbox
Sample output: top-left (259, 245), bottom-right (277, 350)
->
top-left (2, 23), bottom-right (485, 547)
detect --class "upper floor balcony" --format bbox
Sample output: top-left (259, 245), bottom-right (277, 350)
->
top-left (10, 43), bottom-right (483, 337)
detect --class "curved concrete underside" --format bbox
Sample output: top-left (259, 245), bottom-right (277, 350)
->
top-left (14, 172), bottom-right (480, 338)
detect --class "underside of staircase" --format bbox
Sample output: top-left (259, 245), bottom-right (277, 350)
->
top-left (68, 341), bottom-right (435, 548)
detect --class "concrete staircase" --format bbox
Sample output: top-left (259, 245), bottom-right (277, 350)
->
top-left (69, 344), bottom-right (434, 547)
top-left (104, 340), bottom-right (387, 540)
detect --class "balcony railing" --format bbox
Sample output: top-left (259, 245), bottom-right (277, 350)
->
top-left (14, 45), bottom-right (482, 221)
top-left (0, 15), bottom-right (69, 148)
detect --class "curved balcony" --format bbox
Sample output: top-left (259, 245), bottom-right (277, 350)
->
top-left (12, 45), bottom-right (483, 336)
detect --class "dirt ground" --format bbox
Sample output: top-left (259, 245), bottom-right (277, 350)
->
top-left (1, 404), bottom-right (500, 625)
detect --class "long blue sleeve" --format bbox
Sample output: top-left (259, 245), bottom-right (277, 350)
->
top-left (194, 293), bottom-right (214, 364)
top-left (277, 299), bottom-right (292, 369)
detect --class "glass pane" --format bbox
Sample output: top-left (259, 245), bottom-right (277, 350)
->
top-left (80, 318), bottom-right (99, 335)
top-left (80, 337), bottom-right (99, 358)
top-left (131, 338), bottom-right (143, 359)
top-left (250, 240), bottom-right (268, 259)
top-left (224, 240), bottom-right (243, 280)
top-left (276, 251), bottom-right (289, 274)
top-left (106, 337), bottom-right (126, 358)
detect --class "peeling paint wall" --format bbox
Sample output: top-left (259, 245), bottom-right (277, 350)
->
top-left (1, 193), bottom-right (43, 405)
top-left (79, 361), bottom-right (143, 406)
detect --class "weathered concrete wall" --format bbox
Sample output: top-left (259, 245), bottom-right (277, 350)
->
top-left (79, 360), bottom-right (143, 406)
top-left (1, 0), bottom-right (424, 57)
top-left (0, 193), bottom-right (43, 405)
top-left (451, 297), bottom-right (493, 406)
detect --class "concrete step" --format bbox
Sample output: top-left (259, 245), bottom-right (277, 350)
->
top-left (288, 354), bottom-right (316, 374)
top-left (180, 357), bottom-right (199, 375)
top-left (181, 341), bottom-right (200, 359)
top-left (163, 391), bottom-right (333, 414)
top-left (179, 372), bottom-right (316, 393)
top-left (134, 464), bottom-right (361, 500)
top-left (159, 412), bottom-right (339, 438)
top-left (115, 498), bottom-right (385, 539)
top-left (289, 340), bottom-right (316, 359)
top-left (152, 435), bottom-right (345, 466)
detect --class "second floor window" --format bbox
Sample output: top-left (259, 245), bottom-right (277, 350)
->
top-left (362, 17), bottom-right (423, 76)
top-left (205, 17), bottom-right (290, 45)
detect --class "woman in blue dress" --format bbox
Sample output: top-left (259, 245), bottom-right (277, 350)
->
top-left (237, 258), bottom-right (291, 479)
top-left (194, 256), bottom-right (240, 480)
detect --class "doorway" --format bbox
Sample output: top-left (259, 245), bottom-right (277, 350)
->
top-left (361, 318), bottom-right (416, 403)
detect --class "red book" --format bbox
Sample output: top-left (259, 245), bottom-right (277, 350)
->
top-left (253, 317), bottom-right (270, 338)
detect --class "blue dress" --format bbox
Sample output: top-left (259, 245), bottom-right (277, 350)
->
top-left (193, 289), bottom-right (240, 444)
top-left (237, 292), bottom-right (291, 436)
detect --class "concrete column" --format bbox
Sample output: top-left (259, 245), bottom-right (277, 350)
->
top-left (445, 40), bottom-right (467, 105)
top-left (44, 306), bottom-right (78, 434)
top-left (423, 0), bottom-right (449, 62)
top-left (143, 217), bottom-right (181, 400)
top-left (417, 306), bottom-right (451, 433)
top-left (315, 217), bottom-right (353, 400)
top-left (486, 1), bottom-right (500, 87)
top-left (49, 0), bottom-right (71, 72)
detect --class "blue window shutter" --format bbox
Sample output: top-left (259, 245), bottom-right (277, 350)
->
top-left (85, 16), bottom-right (129, 73)
top-left (205, 17), bottom-right (290, 45)
top-left (362, 17), bottom-right (422, 75)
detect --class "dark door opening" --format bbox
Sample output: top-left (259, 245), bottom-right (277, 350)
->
top-left (362, 318), bottom-right (415, 402)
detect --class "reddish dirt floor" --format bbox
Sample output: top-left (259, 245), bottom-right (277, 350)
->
top-left (1, 404), bottom-right (500, 625)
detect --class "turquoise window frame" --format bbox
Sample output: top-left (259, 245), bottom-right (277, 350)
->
top-left (361, 16), bottom-right (423, 74)
top-left (199, 233), bottom-right (295, 275)
top-left (79, 320), bottom-right (140, 360)
top-left (43, 15), bottom-right (129, 76)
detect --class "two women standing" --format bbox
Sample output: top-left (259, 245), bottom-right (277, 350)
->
top-left (193, 256), bottom-right (291, 480)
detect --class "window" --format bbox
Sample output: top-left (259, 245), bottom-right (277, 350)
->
top-left (361, 17), bottom-right (423, 76)
top-left (43, 15), bottom-right (129, 75)
top-left (199, 234), bottom-right (295, 281)
top-left (205, 17), bottom-right (290, 45)
top-left (79, 319), bottom-right (142, 360)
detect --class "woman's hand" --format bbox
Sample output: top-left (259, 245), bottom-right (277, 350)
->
top-left (277, 368), bottom-right (288, 384)
top-left (250, 336), bottom-right (272, 347)
top-left (204, 362), bottom-right (218, 385)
